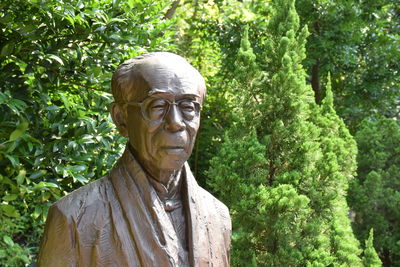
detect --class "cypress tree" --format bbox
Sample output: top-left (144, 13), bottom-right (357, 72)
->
top-left (314, 75), bottom-right (362, 266)
top-left (207, 0), bottom-right (362, 265)
top-left (363, 229), bottom-right (382, 267)
top-left (348, 116), bottom-right (400, 266)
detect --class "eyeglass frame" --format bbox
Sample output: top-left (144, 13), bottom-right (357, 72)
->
top-left (124, 96), bottom-right (203, 123)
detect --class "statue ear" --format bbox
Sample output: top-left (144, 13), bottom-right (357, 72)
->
top-left (110, 102), bottom-right (128, 137)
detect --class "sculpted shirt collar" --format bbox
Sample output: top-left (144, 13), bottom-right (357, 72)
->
top-left (128, 144), bottom-right (183, 208)
top-left (147, 169), bottom-right (182, 199)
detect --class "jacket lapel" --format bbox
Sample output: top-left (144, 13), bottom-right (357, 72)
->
top-left (109, 150), bottom-right (223, 267)
top-left (110, 149), bottom-right (180, 266)
top-left (184, 163), bottom-right (213, 267)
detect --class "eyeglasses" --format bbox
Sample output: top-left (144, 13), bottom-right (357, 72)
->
top-left (126, 97), bottom-right (202, 122)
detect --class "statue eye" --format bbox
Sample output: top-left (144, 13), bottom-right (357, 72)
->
top-left (152, 105), bottom-right (166, 111)
top-left (145, 99), bottom-right (168, 120)
top-left (179, 101), bottom-right (195, 112)
top-left (150, 99), bottom-right (168, 111)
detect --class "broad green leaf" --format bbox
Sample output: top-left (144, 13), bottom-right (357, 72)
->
top-left (41, 191), bottom-right (51, 202)
top-left (75, 174), bottom-right (89, 184)
top-left (34, 181), bottom-right (59, 189)
top-left (45, 105), bottom-right (60, 111)
top-left (32, 205), bottom-right (41, 219)
top-left (108, 18), bottom-right (126, 24)
top-left (2, 194), bottom-right (18, 201)
top-left (0, 250), bottom-right (6, 259)
top-left (65, 15), bottom-right (75, 27)
top-left (16, 169), bottom-right (26, 185)
top-left (9, 122), bottom-right (29, 141)
top-left (48, 55), bottom-right (64, 65)
top-left (0, 92), bottom-right (7, 104)
top-left (6, 140), bottom-right (18, 153)
top-left (5, 154), bottom-right (19, 167)
top-left (69, 165), bottom-right (86, 172)
top-left (9, 129), bottom-right (23, 141)
top-left (2, 236), bottom-right (14, 247)
top-left (1, 43), bottom-right (13, 57)
top-left (1, 204), bottom-right (20, 217)
top-left (27, 141), bottom-right (33, 152)
top-left (127, 0), bottom-right (135, 9)
top-left (29, 170), bottom-right (45, 180)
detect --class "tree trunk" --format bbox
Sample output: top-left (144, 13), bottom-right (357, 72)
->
top-left (165, 0), bottom-right (180, 19)
top-left (311, 58), bottom-right (322, 104)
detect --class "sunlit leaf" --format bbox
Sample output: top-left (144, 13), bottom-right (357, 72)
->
top-left (2, 194), bottom-right (18, 201)
top-left (1, 204), bottom-right (20, 218)
top-left (9, 122), bottom-right (28, 141)
top-left (1, 43), bottom-right (13, 57)
top-left (3, 235), bottom-right (14, 246)
top-left (16, 170), bottom-right (26, 185)
top-left (48, 55), bottom-right (64, 65)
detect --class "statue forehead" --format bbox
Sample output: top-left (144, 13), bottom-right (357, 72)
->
top-left (134, 53), bottom-right (204, 95)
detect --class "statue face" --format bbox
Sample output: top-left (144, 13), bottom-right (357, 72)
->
top-left (125, 67), bottom-right (204, 174)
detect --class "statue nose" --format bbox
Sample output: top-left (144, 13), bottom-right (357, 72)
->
top-left (164, 104), bottom-right (185, 132)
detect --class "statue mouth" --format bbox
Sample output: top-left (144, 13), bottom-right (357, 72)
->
top-left (161, 146), bottom-right (185, 154)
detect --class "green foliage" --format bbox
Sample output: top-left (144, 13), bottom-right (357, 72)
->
top-left (0, 0), bottom-right (177, 264)
top-left (313, 75), bottom-right (362, 266)
top-left (0, 0), bottom-right (398, 265)
top-left (208, 0), bottom-right (362, 265)
top-left (349, 117), bottom-right (400, 266)
top-left (296, 0), bottom-right (400, 126)
top-left (0, 232), bottom-right (30, 267)
top-left (208, 131), bottom-right (316, 266)
top-left (174, 0), bottom-right (247, 187)
top-left (295, 0), bottom-right (400, 264)
top-left (363, 229), bottom-right (383, 267)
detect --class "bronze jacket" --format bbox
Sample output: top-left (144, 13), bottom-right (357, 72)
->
top-left (37, 149), bottom-right (231, 267)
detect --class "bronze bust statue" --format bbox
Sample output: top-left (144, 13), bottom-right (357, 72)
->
top-left (37, 52), bottom-right (231, 266)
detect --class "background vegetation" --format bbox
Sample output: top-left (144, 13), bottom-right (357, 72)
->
top-left (0, 0), bottom-right (399, 266)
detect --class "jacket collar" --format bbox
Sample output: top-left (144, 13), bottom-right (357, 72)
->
top-left (110, 147), bottom-right (212, 266)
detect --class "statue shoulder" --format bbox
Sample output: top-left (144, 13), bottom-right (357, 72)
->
top-left (50, 175), bottom-right (113, 219)
top-left (197, 186), bottom-right (231, 226)
top-left (38, 176), bottom-right (114, 266)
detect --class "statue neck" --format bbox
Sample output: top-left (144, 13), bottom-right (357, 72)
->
top-left (127, 144), bottom-right (183, 187)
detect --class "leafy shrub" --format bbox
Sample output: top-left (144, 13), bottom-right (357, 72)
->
top-left (0, 0), bottom-right (177, 264)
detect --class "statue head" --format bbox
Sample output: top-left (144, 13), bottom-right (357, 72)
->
top-left (110, 52), bottom-right (206, 180)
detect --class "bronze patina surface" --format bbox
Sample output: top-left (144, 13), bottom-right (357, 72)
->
top-left (37, 52), bottom-right (231, 267)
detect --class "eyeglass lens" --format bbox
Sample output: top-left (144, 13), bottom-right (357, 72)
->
top-left (143, 98), bottom-right (200, 121)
